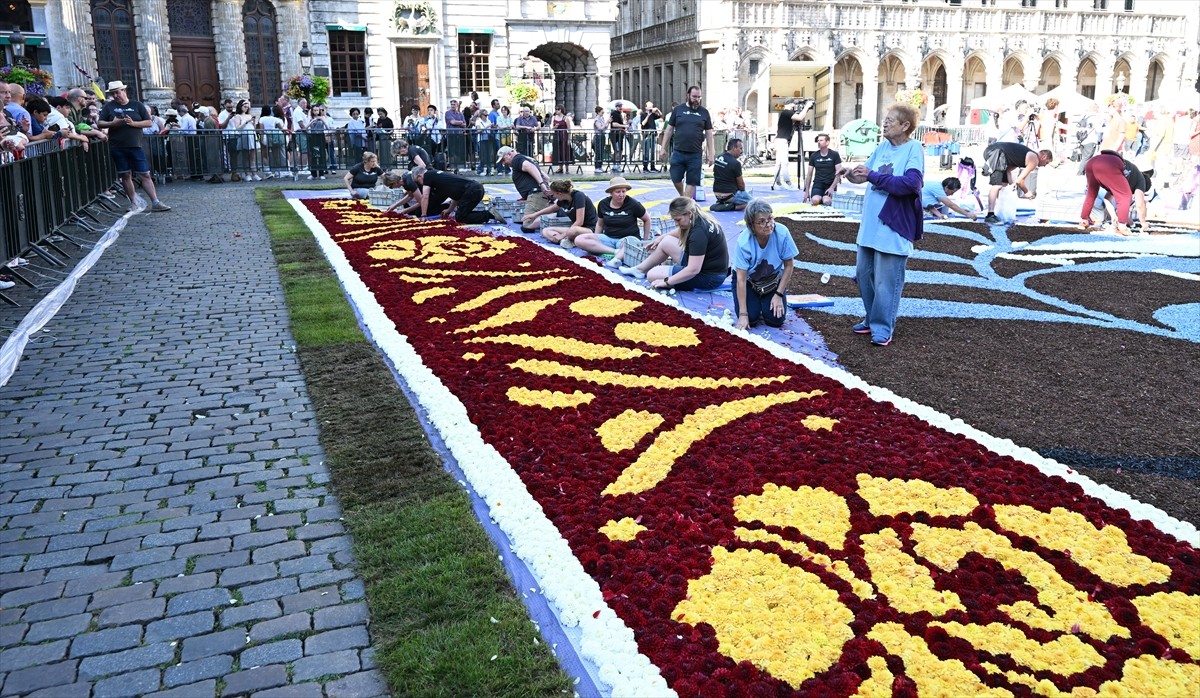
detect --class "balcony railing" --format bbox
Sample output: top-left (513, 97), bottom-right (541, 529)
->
top-left (612, 15), bottom-right (698, 53)
top-left (730, 1), bottom-right (1185, 40)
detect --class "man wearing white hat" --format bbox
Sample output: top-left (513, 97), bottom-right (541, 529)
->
top-left (97, 81), bottom-right (170, 211)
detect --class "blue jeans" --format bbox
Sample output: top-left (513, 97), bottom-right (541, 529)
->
top-left (855, 245), bottom-right (908, 342)
top-left (732, 280), bottom-right (786, 328)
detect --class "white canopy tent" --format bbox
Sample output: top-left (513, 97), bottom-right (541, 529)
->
top-left (969, 84), bottom-right (1040, 112)
top-left (1039, 86), bottom-right (1097, 115)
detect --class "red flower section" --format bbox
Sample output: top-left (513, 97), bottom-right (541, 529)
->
top-left (303, 199), bottom-right (1200, 697)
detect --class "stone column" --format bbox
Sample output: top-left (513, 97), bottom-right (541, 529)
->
top-left (213, 0), bottom-right (250, 102)
top-left (1093, 58), bottom-right (1115, 107)
top-left (131, 0), bottom-right (175, 106)
top-left (860, 57), bottom-right (880, 125)
top-left (275, 0), bottom-right (309, 87)
top-left (1126, 56), bottom-right (1149, 103)
top-left (944, 62), bottom-right (964, 126)
top-left (45, 0), bottom-right (99, 92)
top-left (984, 52), bottom-right (1002, 101)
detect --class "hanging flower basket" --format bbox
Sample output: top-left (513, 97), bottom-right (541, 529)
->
top-left (286, 75), bottom-right (330, 105)
top-left (0, 65), bottom-right (53, 96)
top-left (894, 88), bottom-right (929, 109)
top-left (1104, 92), bottom-right (1136, 108)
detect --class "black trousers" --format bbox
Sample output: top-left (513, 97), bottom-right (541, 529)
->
top-left (453, 181), bottom-right (494, 224)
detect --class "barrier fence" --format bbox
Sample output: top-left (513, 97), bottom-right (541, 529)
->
top-left (1, 140), bottom-right (117, 271)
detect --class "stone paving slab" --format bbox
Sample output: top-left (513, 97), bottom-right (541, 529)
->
top-left (0, 183), bottom-right (387, 698)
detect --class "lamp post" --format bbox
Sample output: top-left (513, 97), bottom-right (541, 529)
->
top-left (8, 26), bottom-right (26, 68)
top-left (299, 42), bottom-right (313, 76)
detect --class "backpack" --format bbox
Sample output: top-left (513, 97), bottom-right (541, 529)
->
top-left (1075, 117), bottom-right (1092, 143)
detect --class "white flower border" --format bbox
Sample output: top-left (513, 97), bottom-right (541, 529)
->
top-left (289, 202), bottom-right (673, 697)
top-left (290, 201), bottom-right (1199, 696)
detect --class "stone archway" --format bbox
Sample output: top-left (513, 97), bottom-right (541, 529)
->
top-left (527, 42), bottom-right (598, 123)
top-left (1077, 58), bottom-right (1097, 100)
top-left (1040, 57), bottom-right (1062, 93)
top-left (961, 55), bottom-right (987, 122)
top-left (1113, 57), bottom-right (1132, 94)
top-left (834, 54), bottom-right (864, 124)
top-left (921, 57), bottom-right (948, 109)
top-left (1146, 58), bottom-right (1165, 101)
top-left (1002, 56), bottom-right (1024, 88)
top-left (876, 55), bottom-right (906, 123)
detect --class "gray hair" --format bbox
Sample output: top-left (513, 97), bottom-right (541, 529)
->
top-left (743, 198), bottom-right (775, 229)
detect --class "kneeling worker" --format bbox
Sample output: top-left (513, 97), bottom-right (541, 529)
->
top-left (710, 138), bottom-right (752, 212)
top-left (410, 166), bottom-right (506, 224)
top-left (981, 141), bottom-right (1053, 224)
top-left (922, 177), bottom-right (979, 220)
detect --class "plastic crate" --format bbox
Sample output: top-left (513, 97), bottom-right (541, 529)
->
top-left (368, 189), bottom-right (402, 208)
top-left (832, 192), bottom-right (864, 215)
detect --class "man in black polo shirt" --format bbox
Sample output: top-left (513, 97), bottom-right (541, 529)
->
top-left (657, 86), bottom-right (714, 200)
top-left (981, 141), bottom-right (1053, 224)
top-left (710, 138), bottom-right (751, 212)
top-left (411, 166), bottom-right (506, 224)
top-left (392, 138), bottom-right (431, 170)
top-left (496, 145), bottom-right (554, 233)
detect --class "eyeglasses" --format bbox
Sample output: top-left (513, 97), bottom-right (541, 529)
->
top-left (753, 217), bottom-right (774, 227)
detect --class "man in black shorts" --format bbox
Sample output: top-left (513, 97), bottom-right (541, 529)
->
top-left (710, 138), bottom-right (751, 212)
top-left (411, 166), bottom-right (506, 224)
top-left (497, 145), bottom-right (554, 233)
top-left (657, 86), bottom-right (714, 200)
top-left (804, 133), bottom-right (841, 206)
top-left (982, 141), bottom-right (1052, 224)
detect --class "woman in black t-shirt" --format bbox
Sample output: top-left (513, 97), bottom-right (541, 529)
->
top-left (525, 180), bottom-right (597, 248)
top-left (575, 177), bottom-right (650, 260)
top-left (344, 151), bottom-right (384, 199)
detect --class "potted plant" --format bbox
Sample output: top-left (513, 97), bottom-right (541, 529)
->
top-left (286, 75), bottom-right (330, 105)
top-left (0, 64), bottom-right (54, 96)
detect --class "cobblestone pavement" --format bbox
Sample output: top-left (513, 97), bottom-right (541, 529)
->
top-left (0, 183), bottom-right (387, 698)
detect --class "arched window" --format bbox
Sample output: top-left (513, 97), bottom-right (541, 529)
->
top-left (243, 0), bottom-right (281, 106)
top-left (92, 0), bottom-right (142, 101)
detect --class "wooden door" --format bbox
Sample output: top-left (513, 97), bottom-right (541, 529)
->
top-left (172, 37), bottom-right (220, 107)
top-left (396, 48), bottom-right (430, 114)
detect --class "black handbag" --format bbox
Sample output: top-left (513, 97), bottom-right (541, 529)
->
top-left (748, 259), bottom-right (781, 296)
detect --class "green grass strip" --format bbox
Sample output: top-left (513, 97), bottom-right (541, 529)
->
top-left (255, 189), bottom-right (571, 697)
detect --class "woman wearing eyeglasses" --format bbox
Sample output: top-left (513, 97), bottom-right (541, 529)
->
top-left (832, 103), bottom-right (924, 347)
top-left (733, 199), bottom-right (797, 330)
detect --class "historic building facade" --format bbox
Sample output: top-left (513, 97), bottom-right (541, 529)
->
top-left (611, 0), bottom-right (1200, 131)
top-left (5, 0), bottom-right (615, 116)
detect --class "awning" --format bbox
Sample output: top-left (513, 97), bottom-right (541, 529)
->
top-left (0, 36), bottom-right (47, 46)
top-left (325, 24), bottom-right (367, 31)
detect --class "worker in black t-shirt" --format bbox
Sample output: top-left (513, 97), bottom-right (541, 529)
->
top-left (710, 138), bottom-right (751, 212)
top-left (657, 86), bottom-right (715, 200)
top-left (411, 166), bottom-right (506, 224)
top-left (772, 101), bottom-right (810, 190)
top-left (982, 141), bottom-right (1053, 224)
top-left (804, 133), bottom-right (842, 206)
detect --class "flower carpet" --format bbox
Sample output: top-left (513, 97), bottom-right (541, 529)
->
top-left (293, 197), bottom-right (1199, 697)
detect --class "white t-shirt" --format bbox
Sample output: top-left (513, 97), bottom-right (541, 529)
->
top-left (179, 113), bottom-right (197, 134)
top-left (259, 115), bottom-right (284, 135)
top-left (44, 110), bottom-right (76, 135)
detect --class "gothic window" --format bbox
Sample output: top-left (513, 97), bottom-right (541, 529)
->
top-left (458, 33), bottom-right (491, 95)
top-left (91, 0), bottom-right (142, 101)
top-left (167, 0), bottom-right (212, 36)
top-left (243, 0), bottom-right (281, 105)
top-left (329, 30), bottom-right (367, 96)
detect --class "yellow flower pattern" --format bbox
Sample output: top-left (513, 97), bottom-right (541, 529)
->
top-left (599, 517), bottom-right (648, 542)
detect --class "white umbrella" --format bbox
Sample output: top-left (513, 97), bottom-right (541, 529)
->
top-left (1039, 86), bottom-right (1096, 115)
top-left (970, 84), bottom-right (1040, 112)
top-left (606, 99), bottom-right (636, 112)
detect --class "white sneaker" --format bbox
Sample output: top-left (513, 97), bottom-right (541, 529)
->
top-left (306, 174), bottom-right (314, 180)
top-left (252, 174), bottom-right (263, 181)
top-left (618, 266), bottom-right (645, 279)
top-left (264, 172), bottom-right (275, 180)
top-left (6, 257), bottom-right (29, 268)
top-left (0, 279), bottom-right (14, 290)
top-left (319, 175), bottom-right (326, 180)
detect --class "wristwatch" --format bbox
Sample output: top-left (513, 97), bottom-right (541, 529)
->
top-left (775, 291), bottom-right (786, 299)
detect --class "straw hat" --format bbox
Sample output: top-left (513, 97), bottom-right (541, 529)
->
top-left (605, 176), bottom-right (633, 193)
top-left (105, 80), bottom-right (128, 93)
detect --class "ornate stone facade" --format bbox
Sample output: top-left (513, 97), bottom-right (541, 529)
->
top-left (612, 0), bottom-right (1200, 130)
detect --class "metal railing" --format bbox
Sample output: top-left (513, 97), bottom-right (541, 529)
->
top-left (139, 127), bottom-right (676, 180)
top-left (1, 139), bottom-right (117, 268)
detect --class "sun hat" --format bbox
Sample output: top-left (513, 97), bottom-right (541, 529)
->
top-left (605, 176), bottom-right (633, 193)
top-left (196, 106), bottom-right (210, 116)
top-left (164, 108), bottom-right (178, 117)
top-left (105, 80), bottom-right (128, 93)
top-left (495, 145), bottom-right (515, 163)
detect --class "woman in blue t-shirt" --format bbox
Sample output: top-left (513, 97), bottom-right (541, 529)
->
top-left (832, 103), bottom-right (924, 347)
top-left (733, 199), bottom-right (798, 329)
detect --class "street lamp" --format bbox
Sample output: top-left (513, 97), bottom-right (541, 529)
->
top-left (8, 26), bottom-right (26, 67)
top-left (298, 42), bottom-right (312, 75)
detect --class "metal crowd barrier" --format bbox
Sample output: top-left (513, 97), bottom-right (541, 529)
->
top-left (1, 139), bottom-right (117, 274)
